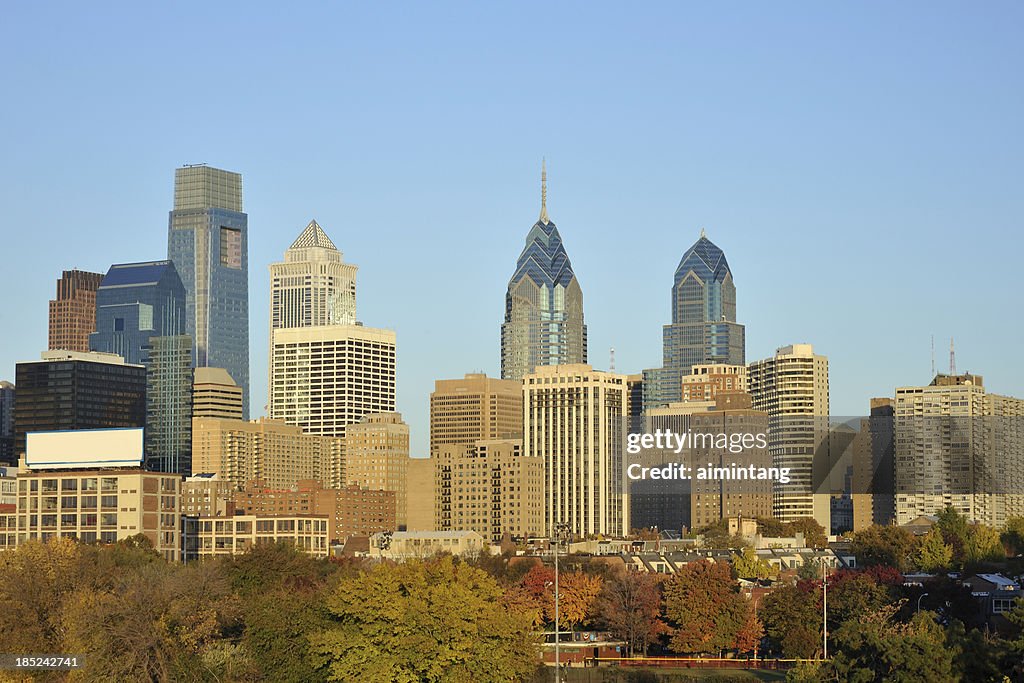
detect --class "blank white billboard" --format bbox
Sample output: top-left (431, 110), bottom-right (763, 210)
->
top-left (26, 428), bottom-right (144, 470)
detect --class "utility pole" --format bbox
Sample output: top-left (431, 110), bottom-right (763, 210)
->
top-left (822, 559), bottom-right (828, 660)
top-left (553, 522), bottom-right (570, 682)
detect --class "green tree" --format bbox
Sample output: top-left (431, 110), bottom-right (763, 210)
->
top-left (595, 570), bottom-right (665, 656)
top-left (1001, 516), bottom-right (1024, 557)
top-left (824, 608), bottom-right (956, 682)
top-left (783, 517), bottom-right (828, 549)
top-left (936, 506), bottom-right (969, 562)
top-left (309, 556), bottom-right (537, 682)
top-left (917, 526), bottom-right (953, 572)
top-left (850, 524), bottom-right (917, 571)
top-left (732, 547), bottom-right (773, 580)
top-left (760, 581), bottom-right (822, 658)
top-left (662, 560), bottom-right (756, 655)
top-left (964, 524), bottom-right (1005, 565)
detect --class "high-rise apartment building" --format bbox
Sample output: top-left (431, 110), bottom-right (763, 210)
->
top-left (0, 382), bottom-right (13, 464)
top-left (893, 374), bottom-right (1024, 528)
top-left (435, 439), bottom-right (544, 542)
top-left (523, 364), bottom-right (627, 537)
top-left (167, 164), bottom-right (250, 418)
top-left (48, 270), bottom-right (103, 352)
top-left (13, 351), bottom-right (146, 459)
top-left (634, 388), bottom-right (771, 533)
top-left (191, 417), bottom-right (340, 490)
top-left (344, 413), bottom-right (410, 528)
top-left (644, 232), bottom-right (745, 410)
top-left (192, 368), bottom-right (243, 420)
top-left (429, 373), bottom-right (523, 458)
top-left (852, 398), bottom-right (895, 532)
top-left (406, 458), bottom-right (436, 531)
top-left (501, 164), bottom-right (587, 381)
top-left (748, 344), bottom-right (830, 529)
top-left (270, 220), bottom-right (357, 330)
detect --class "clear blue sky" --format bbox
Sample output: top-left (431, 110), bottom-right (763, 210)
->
top-left (2, 3), bottom-right (1022, 456)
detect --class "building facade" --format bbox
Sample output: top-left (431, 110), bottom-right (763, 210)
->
top-left (893, 374), bottom-right (1024, 528)
top-left (144, 335), bottom-right (193, 474)
top-left (231, 479), bottom-right (396, 543)
top-left (344, 413), bottom-right (410, 528)
top-left (16, 468), bottom-right (182, 561)
top-left (0, 382), bottom-right (13, 464)
top-left (852, 398), bottom-right (895, 532)
top-left (191, 417), bottom-right (339, 490)
top-left (748, 344), bottom-right (830, 529)
top-left (48, 270), bottom-right (103, 353)
top-left (644, 232), bottom-right (745, 410)
top-left (192, 368), bottom-right (243, 420)
top-left (193, 515), bottom-right (328, 559)
top-left (269, 324), bottom-right (396, 486)
top-left (89, 261), bottom-right (187, 366)
top-left (269, 219), bottom-right (357, 330)
top-left (523, 364), bottom-right (627, 537)
top-left (13, 352), bottom-right (146, 459)
top-left (501, 164), bottom-right (587, 381)
top-left (429, 373), bottom-right (523, 459)
top-left (435, 439), bottom-right (544, 542)
top-left (167, 164), bottom-right (250, 418)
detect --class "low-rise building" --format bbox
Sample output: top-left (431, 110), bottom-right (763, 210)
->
top-left (370, 530), bottom-right (486, 560)
top-left (193, 514), bottom-right (329, 559)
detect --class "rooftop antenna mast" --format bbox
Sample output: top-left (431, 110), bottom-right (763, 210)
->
top-left (609, 347), bottom-right (616, 373)
top-left (931, 335), bottom-right (935, 378)
top-left (949, 338), bottom-right (956, 376)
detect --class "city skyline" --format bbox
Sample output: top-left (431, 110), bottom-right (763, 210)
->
top-left (2, 4), bottom-right (1022, 458)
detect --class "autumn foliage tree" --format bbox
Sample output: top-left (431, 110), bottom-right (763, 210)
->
top-left (308, 556), bottom-right (537, 683)
top-left (595, 569), bottom-right (665, 656)
top-left (662, 560), bottom-right (759, 655)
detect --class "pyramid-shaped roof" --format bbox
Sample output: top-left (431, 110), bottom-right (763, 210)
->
top-left (674, 233), bottom-right (731, 285)
top-left (289, 220), bottom-right (338, 251)
top-left (508, 219), bottom-right (578, 290)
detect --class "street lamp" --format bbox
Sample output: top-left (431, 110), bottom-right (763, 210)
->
top-left (552, 522), bottom-right (571, 683)
top-left (917, 592), bottom-right (930, 614)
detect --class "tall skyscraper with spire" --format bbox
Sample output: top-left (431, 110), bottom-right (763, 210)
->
top-left (644, 230), bottom-right (745, 409)
top-left (167, 164), bottom-right (250, 419)
top-left (269, 220), bottom-right (357, 329)
top-left (501, 162), bottom-right (587, 381)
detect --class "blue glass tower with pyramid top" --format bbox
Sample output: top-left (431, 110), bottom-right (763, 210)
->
top-left (501, 163), bottom-right (587, 380)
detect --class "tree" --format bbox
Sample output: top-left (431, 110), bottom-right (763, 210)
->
top-left (1001, 516), bottom-right (1024, 557)
top-left (850, 524), bottom-right (917, 571)
top-left (760, 582), bottom-right (822, 658)
top-left (662, 560), bottom-right (756, 655)
top-left (556, 571), bottom-right (603, 631)
top-left (309, 556), bottom-right (537, 682)
top-left (964, 524), bottom-right (1005, 565)
top-left (595, 570), bottom-right (665, 656)
top-left (827, 570), bottom-right (896, 631)
top-left (917, 526), bottom-right (953, 572)
top-left (733, 547), bottom-right (773, 580)
top-left (783, 518), bottom-right (828, 549)
top-left (824, 608), bottom-right (956, 682)
top-left (936, 506), bottom-right (969, 562)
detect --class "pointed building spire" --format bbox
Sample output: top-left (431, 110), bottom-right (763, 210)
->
top-left (700, 227), bottom-right (706, 238)
top-left (539, 158), bottom-right (550, 224)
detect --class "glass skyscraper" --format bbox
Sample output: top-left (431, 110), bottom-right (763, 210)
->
top-left (644, 231), bottom-right (745, 409)
top-left (90, 261), bottom-right (186, 365)
top-left (167, 165), bottom-right (250, 419)
top-left (501, 164), bottom-right (587, 381)
top-left (89, 261), bottom-right (193, 474)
